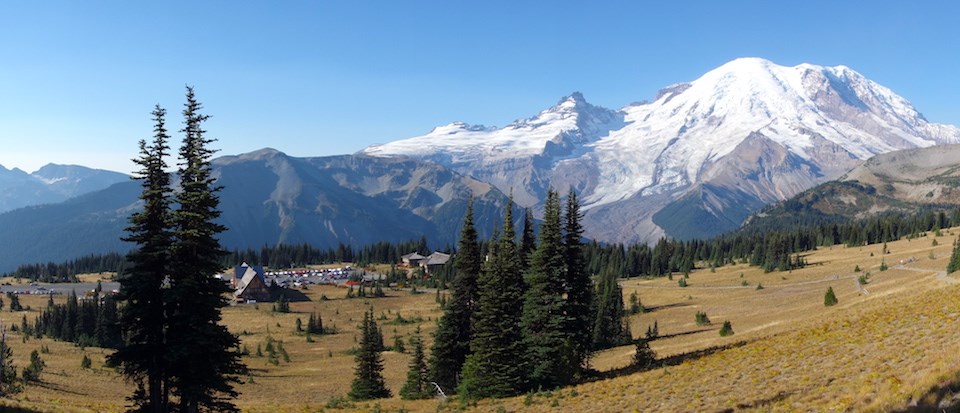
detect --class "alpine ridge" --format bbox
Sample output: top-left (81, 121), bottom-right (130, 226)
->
top-left (0, 150), bottom-right (509, 272)
top-left (363, 57), bottom-right (960, 242)
top-left (0, 164), bottom-right (129, 213)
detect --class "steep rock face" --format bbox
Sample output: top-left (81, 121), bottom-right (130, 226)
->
top-left (364, 58), bottom-right (960, 242)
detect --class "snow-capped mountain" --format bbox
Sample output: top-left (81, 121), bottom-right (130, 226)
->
top-left (364, 57), bottom-right (960, 243)
top-left (0, 164), bottom-right (128, 213)
top-left (365, 92), bottom-right (625, 207)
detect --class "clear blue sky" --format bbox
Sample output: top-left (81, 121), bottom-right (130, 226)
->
top-left (1, 1), bottom-right (958, 173)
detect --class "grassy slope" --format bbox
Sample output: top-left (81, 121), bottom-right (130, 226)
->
top-left (2, 231), bottom-right (960, 412)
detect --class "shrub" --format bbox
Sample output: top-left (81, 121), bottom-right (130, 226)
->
top-left (81, 354), bottom-right (92, 369)
top-left (325, 395), bottom-right (355, 409)
top-left (678, 278), bottom-right (688, 288)
top-left (755, 283), bottom-right (764, 290)
top-left (719, 321), bottom-right (734, 337)
top-left (695, 311), bottom-right (711, 326)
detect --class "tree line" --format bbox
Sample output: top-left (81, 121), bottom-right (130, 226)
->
top-left (5, 238), bottom-right (441, 282)
top-left (5, 253), bottom-right (126, 282)
top-left (29, 287), bottom-right (122, 349)
top-left (222, 237), bottom-right (434, 269)
top-left (583, 209), bottom-right (960, 278)
top-left (13, 198), bottom-right (960, 294)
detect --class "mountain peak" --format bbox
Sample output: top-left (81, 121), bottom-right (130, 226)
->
top-left (240, 147), bottom-right (290, 161)
top-left (558, 91), bottom-right (587, 106)
top-left (722, 56), bottom-right (776, 68)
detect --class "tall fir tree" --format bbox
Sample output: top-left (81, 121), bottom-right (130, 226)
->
top-left (521, 189), bottom-right (574, 389)
top-left (349, 307), bottom-right (391, 400)
top-left (519, 208), bottom-right (537, 273)
top-left (459, 199), bottom-right (528, 399)
top-left (948, 237), bottom-right (960, 274)
top-left (592, 268), bottom-right (630, 350)
top-left (108, 105), bottom-right (174, 413)
top-left (429, 198), bottom-right (481, 393)
top-left (166, 87), bottom-right (246, 413)
top-left (399, 325), bottom-right (430, 400)
top-left (562, 189), bottom-right (593, 372)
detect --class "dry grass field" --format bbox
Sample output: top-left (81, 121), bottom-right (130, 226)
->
top-left (1, 230), bottom-right (960, 412)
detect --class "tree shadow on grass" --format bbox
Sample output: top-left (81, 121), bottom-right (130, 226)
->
top-left (0, 405), bottom-right (45, 413)
top-left (589, 339), bottom-right (752, 382)
top-left (643, 302), bottom-right (693, 313)
top-left (713, 390), bottom-right (792, 412)
top-left (34, 380), bottom-right (86, 396)
top-left (893, 373), bottom-right (960, 413)
top-left (655, 328), bottom-right (713, 340)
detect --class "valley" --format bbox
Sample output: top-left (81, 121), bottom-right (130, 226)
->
top-left (1, 230), bottom-right (958, 412)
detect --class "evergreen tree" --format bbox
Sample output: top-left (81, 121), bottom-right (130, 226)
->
top-left (519, 208), bottom-right (537, 273)
top-left (948, 237), bottom-right (960, 274)
top-left (824, 286), bottom-right (838, 307)
top-left (719, 321), bottom-right (734, 336)
top-left (459, 200), bottom-right (528, 399)
top-left (695, 310), bottom-right (711, 326)
top-left (165, 87), bottom-right (246, 413)
top-left (399, 326), bottom-right (430, 400)
top-left (563, 189), bottom-right (593, 372)
top-left (273, 296), bottom-right (290, 313)
top-left (633, 338), bottom-right (656, 369)
top-left (307, 312), bottom-right (324, 335)
top-left (349, 308), bottom-right (390, 400)
top-left (108, 105), bottom-right (174, 413)
top-left (0, 322), bottom-right (18, 395)
top-left (592, 268), bottom-right (629, 350)
top-left (7, 293), bottom-right (22, 312)
top-left (521, 189), bottom-right (574, 389)
top-left (629, 291), bottom-right (643, 315)
top-left (429, 198), bottom-right (481, 393)
top-left (21, 350), bottom-right (43, 382)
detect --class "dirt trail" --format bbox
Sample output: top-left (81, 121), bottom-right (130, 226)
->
top-left (895, 264), bottom-right (958, 284)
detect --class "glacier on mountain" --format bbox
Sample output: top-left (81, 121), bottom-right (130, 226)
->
top-left (363, 57), bottom-right (960, 243)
